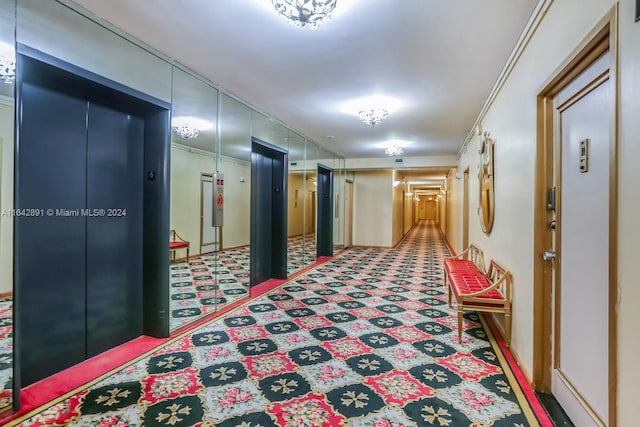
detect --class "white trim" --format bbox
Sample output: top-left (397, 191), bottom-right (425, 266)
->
top-left (458, 0), bottom-right (555, 159)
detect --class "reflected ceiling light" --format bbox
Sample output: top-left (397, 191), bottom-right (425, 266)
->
top-left (385, 144), bottom-right (403, 156)
top-left (359, 108), bottom-right (388, 126)
top-left (0, 41), bottom-right (15, 84)
top-left (271, 0), bottom-right (337, 28)
top-left (171, 117), bottom-right (213, 140)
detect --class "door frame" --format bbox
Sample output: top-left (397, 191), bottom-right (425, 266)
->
top-left (532, 7), bottom-right (618, 425)
top-left (250, 137), bottom-right (288, 286)
top-left (200, 173), bottom-right (222, 253)
top-left (345, 180), bottom-right (353, 247)
top-left (463, 168), bottom-right (470, 250)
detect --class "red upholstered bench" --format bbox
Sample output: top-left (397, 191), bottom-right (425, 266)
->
top-left (170, 229), bottom-right (190, 263)
top-left (443, 244), bottom-right (486, 277)
top-left (444, 247), bottom-right (512, 347)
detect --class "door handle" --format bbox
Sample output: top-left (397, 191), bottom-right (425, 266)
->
top-left (543, 251), bottom-right (556, 261)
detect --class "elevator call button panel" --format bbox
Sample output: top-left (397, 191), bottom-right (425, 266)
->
top-left (213, 172), bottom-right (224, 227)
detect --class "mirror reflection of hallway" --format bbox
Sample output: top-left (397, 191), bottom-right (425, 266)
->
top-left (250, 138), bottom-right (288, 286)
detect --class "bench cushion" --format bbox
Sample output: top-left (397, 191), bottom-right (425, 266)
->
top-left (444, 258), bottom-right (478, 273)
top-left (449, 271), bottom-right (504, 301)
top-left (170, 241), bottom-right (189, 249)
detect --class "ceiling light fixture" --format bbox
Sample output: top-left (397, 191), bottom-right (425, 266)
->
top-left (171, 117), bottom-right (213, 140)
top-left (385, 145), bottom-right (403, 157)
top-left (358, 108), bottom-right (389, 126)
top-left (271, 0), bottom-right (337, 28)
top-left (173, 124), bottom-right (200, 139)
top-left (0, 42), bottom-right (15, 84)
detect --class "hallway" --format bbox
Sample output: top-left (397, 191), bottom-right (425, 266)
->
top-left (11, 221), bottom-right (545, 426)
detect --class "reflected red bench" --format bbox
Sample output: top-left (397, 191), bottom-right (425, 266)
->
top-left (170, 229), bottom-right (190, 263)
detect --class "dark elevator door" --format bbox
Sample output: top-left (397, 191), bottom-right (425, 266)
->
top-left (17, 84), bottom-right (144, 386)
top-left (317, 164), bottom-right (333, 257)
top-left (250, 139), bottom-right (288, 286)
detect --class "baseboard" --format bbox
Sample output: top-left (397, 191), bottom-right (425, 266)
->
top-left (438, 226), bottom-right (457, 256)
top-left (392, 222), bottom-right (418, 248)
top-left (488, 313), bottom-right (533, 384)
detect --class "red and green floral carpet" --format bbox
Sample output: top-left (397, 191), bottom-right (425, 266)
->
top-left (0, 296), bottom-right (11, 409)
top-left (13, 222), bottom-right (543, 426)
top-left (170, 234), bottom-right (319, 330)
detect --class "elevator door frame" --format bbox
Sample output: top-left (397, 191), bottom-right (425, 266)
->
top-left (250, 137), bottom-right (288, 286)
top-left (14, 45), bottom-right (171, 397)
top-left (317, 164), bottom-right (333, 257)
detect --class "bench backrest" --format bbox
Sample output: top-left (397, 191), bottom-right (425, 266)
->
top-left (485, 259), bottom-right (511, 301)
top-left (170, 229), bottom-right (187, 243)
top-left (464, 244), bottom-right (486, 273)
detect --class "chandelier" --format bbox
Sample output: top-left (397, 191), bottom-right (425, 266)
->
top-left (0, 42), bottom-right (15, 84)
top-left (385, 145), bottom-right (403, 157)
top-left (171, 117), bottom-right (213, 140)
top-left (359, 108), bottom-right (389, 126)
top-left (271, 0), bottom-right (338, 28)
top-left (172, 124), bottom-right (200, 139)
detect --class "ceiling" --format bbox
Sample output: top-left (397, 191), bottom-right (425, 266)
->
top-left (71, 0), bottom-right (538, 160)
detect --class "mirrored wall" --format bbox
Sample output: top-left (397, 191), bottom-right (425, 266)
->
top-left (0, 0), bottom-right (15, 414)
top-left (1, 0), bottom-right (345, 415)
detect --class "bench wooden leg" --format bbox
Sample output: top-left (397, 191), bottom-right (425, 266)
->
top-left (504, 311), bottom-right (511, 348)
top-left (457, 308), bottom-right (463, 344)
top-left (447, 284), bottom-right (452, 307)
top-left (186, 248), bottom-right (189, 263)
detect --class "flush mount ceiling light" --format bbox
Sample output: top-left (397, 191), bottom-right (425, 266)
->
top-left (358, 108), bottom-right (389, 126)
top-left (171, 117), bottom-right (213, 140)
top-left (341, 95), bottom-right (402, 127)
top-left (0, 41), bottom-right (15, 84)
top-left (384, 144), bottom-right (403, 156)
top-left (271, 0), bottom-right (337, 28)
top-left (380, 139), bottom-right (409, 157)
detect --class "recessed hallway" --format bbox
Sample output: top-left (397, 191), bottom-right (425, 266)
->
top-left (9, 221), bottom-right (547, 426)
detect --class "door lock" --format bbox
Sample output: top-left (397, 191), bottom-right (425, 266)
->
top-left (549, 220), bottom-right (556, 230)
top-left (543, 251), bottom-right (556, 261)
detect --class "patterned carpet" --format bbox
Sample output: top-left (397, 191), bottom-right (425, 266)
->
top-left (0, 297), bottom-right (11, 409)
top-left (13, 221), bottom-right (541, 426)
top-left (170, 234), bottom-right (319, 330)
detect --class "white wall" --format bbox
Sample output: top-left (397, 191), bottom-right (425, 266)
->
top-left (353, 170), bottom-right (393, 247)
top-left (404, 193), bottom-right (414, 235)
top-left (288, 173), bottom-right (304, 237)
top-left (0, 100), bottom-right (13, 294)
top-left (454, 4), bottom-right (640, 423)
top-left (444, 169), bottom-right (462, 253)
top-left (218, 157), bottom-right (251, 249)
top-left (391, 171), bottom-right (404, 246)
top-left (170, 145), bottom-right (250, 254)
